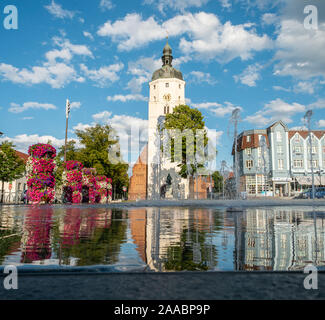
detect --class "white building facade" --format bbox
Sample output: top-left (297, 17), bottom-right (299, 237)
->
top-left (147, 41), bottom-right (189, 199)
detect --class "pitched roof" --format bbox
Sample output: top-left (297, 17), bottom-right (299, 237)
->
top-left (288, 130), bottom-right (325, 140)
top-left (15, 150), bottom-right (29, 163)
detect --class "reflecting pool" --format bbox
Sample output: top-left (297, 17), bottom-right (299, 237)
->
top-left (1, 205), bottom-right (325, 271)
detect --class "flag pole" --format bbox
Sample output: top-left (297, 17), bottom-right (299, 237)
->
top-left (64, 99), bottom-right (70, 163)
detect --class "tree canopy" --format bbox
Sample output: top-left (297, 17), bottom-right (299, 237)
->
top-left (0, 141), bottom-right (25, 183)
top-left (55, 124), bottom-right (129, 192)
top-left (163, 105), bottom-right (209, 178)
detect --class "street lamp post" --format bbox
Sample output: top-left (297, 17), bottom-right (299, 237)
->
top-left (64, 99), bottom-right (70, 163)
top-left (231, 108), bottom-right (241, 199)
top-left (304, 110), bottom-right (315, 200)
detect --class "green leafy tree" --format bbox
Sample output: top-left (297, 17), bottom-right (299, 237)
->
top-left (164, 105), bottom-right (209, 195)
top-left (212, 171), bottom-right (223, 193)
top-left (0, 141), bottom-right (25, 202)
top-left (55, 140), bottom-right (79, 186)
top-left (75, 124), bottom-right (129, 193)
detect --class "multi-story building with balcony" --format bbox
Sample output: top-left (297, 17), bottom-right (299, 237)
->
top-left (233, 120), bottom-right (325, 196)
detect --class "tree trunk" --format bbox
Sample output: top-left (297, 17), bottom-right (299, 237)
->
top-left (1, 180), bottom-right (4, 203)
top-left (189, 175), bottom-right (195, 199)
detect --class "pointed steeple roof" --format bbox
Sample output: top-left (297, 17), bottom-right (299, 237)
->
top-left (152, 40), bottom-right (183, 81)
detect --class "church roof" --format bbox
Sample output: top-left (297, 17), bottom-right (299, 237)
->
top-left (152, 40), bottom-right (183, 81)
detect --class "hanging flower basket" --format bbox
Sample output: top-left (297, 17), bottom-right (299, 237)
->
top-left (27, 144), bottom-right (56, 204)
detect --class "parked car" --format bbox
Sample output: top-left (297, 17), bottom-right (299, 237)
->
top-left (295, 187), bottom-right (325, 199)
top-left (315, 187), bottom-right (325, 199)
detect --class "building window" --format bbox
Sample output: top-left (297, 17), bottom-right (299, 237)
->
top-left (312, 146), bottom-right (317, 154)
top-left (293, 160), bottom-right (303, 168)
top-left (179, 84), bottom-right (181, 89)
top-left (308, 160), bottom-right (319, 168)
top-left (246, 135), bottom-right (251, 143)
top-left (294, 146), bottom-right (302, 154)
top-left (166, 83), bottom-right (169, 88)
top-left (246, 160), bottom-right (253, 169)
top-left (278, 159), bottom-right (284, 170)
top-left (276, 132), bottom-right (282, 142)
top-left (246, 148), bottom-right (252, 155)
top-left (277, 146), bottom-right (283, 155)
top-left (153, 85), bottom-right (156, 90)
top-left (295, 135), bottom-right (300, 142)
top-left (18, 183), bottom-right (21, 191)
top-left (258, 147), bottom-right (262, 157)
top-left (178, 96), bottom-right (180, 100)
top-left (167, 106), bottom-right (170, 114)
top-left (258, 158), bottom-right (263, 167)
top-left (154, 96), bottom-right (156, 102)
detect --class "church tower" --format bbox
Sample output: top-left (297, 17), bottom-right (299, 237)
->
top-left (147, 40), bottom-right (186, 199)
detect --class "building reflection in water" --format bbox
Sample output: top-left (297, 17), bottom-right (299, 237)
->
top-left (234, 208), bottom-right (325, 271)
top-left (0, 206), bottom-right (325, 271)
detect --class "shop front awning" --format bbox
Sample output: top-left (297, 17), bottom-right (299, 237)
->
top-left (296, 176), bottom-right (325, 186)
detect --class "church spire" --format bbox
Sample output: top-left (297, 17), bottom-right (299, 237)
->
top-left (162, 39), bottom-right (173, 67)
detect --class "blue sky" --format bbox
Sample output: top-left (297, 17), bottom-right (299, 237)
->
top-left (0, 0), bottom-right (325, 171)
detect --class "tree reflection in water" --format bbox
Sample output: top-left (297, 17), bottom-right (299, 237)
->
top-left (53, 209), bottom-right (127, 266)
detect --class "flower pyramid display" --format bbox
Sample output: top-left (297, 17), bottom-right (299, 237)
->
top-left (82, 168), bottom-right (100, 203)
top-left (62, 160), bottom-right (84, 204)
top-left (95, 176), bottom-right (113, 203)
top-left (26, 144), bottom-right (56, 204)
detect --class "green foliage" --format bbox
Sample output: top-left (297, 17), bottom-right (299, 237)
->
top-left (0, 141), bottom-right (25, 183)
top-left (56, 125), bottom-right (129, 192)
top-left (163, 105), bottom-right (209, 178)
top-left (212, 171), bottom-right (223, 193)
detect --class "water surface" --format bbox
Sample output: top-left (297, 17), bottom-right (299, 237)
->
top-left (1, 205), bottom-right (325, 272)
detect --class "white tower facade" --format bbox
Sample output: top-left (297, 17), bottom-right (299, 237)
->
top-left (147, 41), bottom-right (188, 199)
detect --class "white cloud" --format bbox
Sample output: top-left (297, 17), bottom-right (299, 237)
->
top-left (219, 0), bottom-right (231, 8)
top-left (308, 99), bottom-right (325, 110)
top-left (83, 31), bottom-right (94, 40)
top-left (0, 37), bottom-right (93, 88)
top-left (274, 19), bottom-right (325, 80)
top-left (97, 14), bottom-right (164, 51)
top-left (234, 63), bottom-right (262, 87)
top-left (244, 98), bottom-right (306, 127)
top-left (22, 117), bottom-right (34, 121)
top-left (188, 71), bottom-right (216, 85)
top-left (318, 120), bottom-right (325, 128)
top-left (273, 85), bottom-right (291, 92)
top-left (0, 134), bottom-right (67, 153)
top-left (107, 94), bottom-right (148, 102)
top-left (44, 0), bottom-right (75, 19)
top-left (80, 63), bottom-right (124, 87)
top-left (127, 56), bottom-right (161, 93)
top-left (99, 0), bottom-right (114, 11)
top-left (193, 101), bottom-right (242, 117)
top-left (92, 111), bottom-right (113, 122)
top-left (9, 102), bottom-right (57, 114)
top-left (143, 0), bottom-right (209, 13)
top-left (97, 12), bottom-right (272, 62)
top-left (70, 102), bottom-right (82, 110)
top-left (293, 81), bottom-right (315, 95)
top-left (262, 13), bottom-right (278, 25)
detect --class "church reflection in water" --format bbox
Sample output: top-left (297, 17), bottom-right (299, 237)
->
top-left (0, 206), bottom-right (325, 271)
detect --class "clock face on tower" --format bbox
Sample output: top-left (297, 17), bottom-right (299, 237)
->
top-left (163, 94), bottom-right (171, 102)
